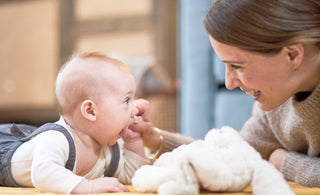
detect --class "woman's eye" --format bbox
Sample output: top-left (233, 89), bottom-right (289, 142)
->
top-left (230, 64), bottom-right (242, 69)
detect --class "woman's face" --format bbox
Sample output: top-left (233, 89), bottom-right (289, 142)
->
top-left (209, 36), bottom-right (298, 111)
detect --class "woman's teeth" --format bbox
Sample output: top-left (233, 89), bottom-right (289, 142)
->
top-left (240, 87), bottom-right (260, 96)
top-left (246, 89), bottom-right (260, 96)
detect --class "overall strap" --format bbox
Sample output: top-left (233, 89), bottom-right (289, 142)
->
top-left (21, 123), bottom-right (76, 171)
top-left (104, 142), bottom-right (120, 177)
top-left (9, 123), bottom-right (37, 138)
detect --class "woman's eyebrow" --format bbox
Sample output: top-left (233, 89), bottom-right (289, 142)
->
top-left (222, 60), bottom-right (244, 64)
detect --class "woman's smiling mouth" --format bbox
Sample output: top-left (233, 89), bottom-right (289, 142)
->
top-left (240, 87), bottom-right (261, 100)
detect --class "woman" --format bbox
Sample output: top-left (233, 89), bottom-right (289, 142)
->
top-left (130, 0), bottom-right (320, 187)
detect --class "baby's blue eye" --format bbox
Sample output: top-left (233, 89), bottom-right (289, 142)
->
top-left (124, 98), bottom-right (130, 104)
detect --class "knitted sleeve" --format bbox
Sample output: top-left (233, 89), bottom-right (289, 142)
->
top-left (282, 152), bottom-right (320, 187)
top-left (161, 130), bottom-right (194, 153)
top-left (281, 81), bottom-right (320, 187)
top-left (240, 103), bottom-right (282, 160)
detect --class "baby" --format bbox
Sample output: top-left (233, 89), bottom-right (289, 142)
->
top-left (0, 52), bottom-right (150, 193)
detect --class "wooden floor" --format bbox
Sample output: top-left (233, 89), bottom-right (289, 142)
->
top-left (0, 182), bottom-right (319, 195)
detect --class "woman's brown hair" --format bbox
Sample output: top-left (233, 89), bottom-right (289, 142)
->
top-left (203, 0), bottom-right (320, 54)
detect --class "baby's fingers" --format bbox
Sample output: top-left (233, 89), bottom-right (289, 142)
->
top-left (133, 115), bottom-right (143, 124)
top-left (106, 184), bottom-right (130, 192)
top-left (93, 177), bottom-right (130, 193)
top-left (122, 128), bottom-right (140, 140)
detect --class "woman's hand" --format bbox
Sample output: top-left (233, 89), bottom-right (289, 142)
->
top-left (129, 99), bottom-right (162, 151)
top-left (268, 148), bottom-right (288, 172)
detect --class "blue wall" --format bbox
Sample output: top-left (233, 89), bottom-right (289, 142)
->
top-left (178, 0), bottom-right (254, 139)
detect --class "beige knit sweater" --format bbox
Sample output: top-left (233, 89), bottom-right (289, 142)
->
top-left (160, 80), bottom-right (320, 187)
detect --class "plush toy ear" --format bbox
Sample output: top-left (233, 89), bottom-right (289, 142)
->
top-left (132, 165), bottom-right (177, 193)
top-left (132, 161), bottom-right (199, 195)
top-left (158, 160), bottom-right (199, 195)
top-left (251, 160), bottom-right (294, 195)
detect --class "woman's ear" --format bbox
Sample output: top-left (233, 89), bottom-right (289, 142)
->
top-left (80, 100), bottom-right (97, 121)
top-left (285, 44), bottom-right (304, 71)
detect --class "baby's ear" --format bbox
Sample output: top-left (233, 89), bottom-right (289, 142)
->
top-left (80, 100), bottom-right (97, 121)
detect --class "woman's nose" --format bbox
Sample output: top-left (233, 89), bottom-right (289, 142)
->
top-left (225, 67), bottom-right (241, 90)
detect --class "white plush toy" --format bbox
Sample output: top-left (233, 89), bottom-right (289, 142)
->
top-left (132, 126), bottom-right (294, 195)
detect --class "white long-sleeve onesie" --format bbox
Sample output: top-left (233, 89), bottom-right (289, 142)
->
top-left (10, 117), bottom-right (149, 193)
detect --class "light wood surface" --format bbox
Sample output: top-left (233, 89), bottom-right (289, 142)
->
top-left (0, 182), bottom-right (319, 195)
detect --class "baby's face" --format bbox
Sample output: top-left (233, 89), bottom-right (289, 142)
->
top-left (92, 65), bottom-right (138, 146)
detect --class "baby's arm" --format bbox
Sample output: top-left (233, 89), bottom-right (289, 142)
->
top-left (122, 116), bottom-right (147, 158)
top-left (31, 131), bottom-right (129, 194)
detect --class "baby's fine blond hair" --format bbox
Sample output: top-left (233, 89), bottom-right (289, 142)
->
top-left (55, 52), bottom-right (128, 116)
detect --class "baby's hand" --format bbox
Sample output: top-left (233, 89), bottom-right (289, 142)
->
top-left (90, 177), bottom-right (129, 193)
top-left (122, 128), bottom-right (141, 142)
top-left (121, 116), bottom-right (147, 158)
top-left (72, 177), bottom-right (129, 194)
top-left (122, 116), bottom-right (143, 142)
